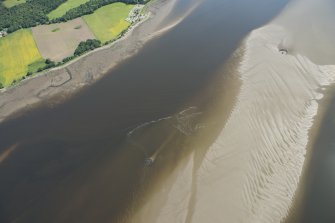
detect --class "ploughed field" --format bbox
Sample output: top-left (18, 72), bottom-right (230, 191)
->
top-left (32, 18), bottom-right (96, 62)
top-left (0, 1), bottom-right (136, 87)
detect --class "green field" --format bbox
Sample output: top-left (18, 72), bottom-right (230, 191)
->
top-left (84, 3), bottom-right (134, 43)
top-left (27, 59), bottom-right (46, 73)
top-left (48, 0), bottom-right (90, 20)
top-left (2, 0), bottom-right (26, 8)
top-left (0, 29), bottom-right (44, 86)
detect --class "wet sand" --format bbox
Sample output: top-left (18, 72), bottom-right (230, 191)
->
top-left (127, 51), bottom-right (243, 223)
top-left (0, 0), bottom-right (179, 124)
top-left (129, 0), bottom-right (335, 222)
top-left (295, 88), bottom-right (335, 222)
top-left (2, 0), bottom-right (322, 222)
top-left (284, 87), bottom-right (335, 223)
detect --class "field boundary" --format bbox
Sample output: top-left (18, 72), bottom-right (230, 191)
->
top-left (0, 9), bottom-right (151, 92)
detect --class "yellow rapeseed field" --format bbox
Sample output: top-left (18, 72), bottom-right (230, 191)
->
top-left (0, 29), bottom-right (43, 86)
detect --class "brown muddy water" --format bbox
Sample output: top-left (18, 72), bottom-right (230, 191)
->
top-left (292, 90), bottom-right (335, 223)
top-left (0, 0), bottom-right (312, 222)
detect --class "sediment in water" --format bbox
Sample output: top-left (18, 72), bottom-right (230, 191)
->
top-left (0, 0), bottom-right (182, 124)
top-left (127, 0), bottom-right (335, 222)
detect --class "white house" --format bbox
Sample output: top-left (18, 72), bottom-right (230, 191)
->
top-left (0, 30), bottom-right (8, 38)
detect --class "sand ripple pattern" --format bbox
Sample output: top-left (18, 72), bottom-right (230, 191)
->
top-left (131, 24), bottom-right (335, 223)
top-left (129, 0), bottom-right (335, 221)
top-left (193, 25), bottom-right (335, 223)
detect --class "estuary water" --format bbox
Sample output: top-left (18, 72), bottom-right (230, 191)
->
top-left (1, 0), bottom-right (335, 222)
top-left (297, 92), bottom-right (335, 223)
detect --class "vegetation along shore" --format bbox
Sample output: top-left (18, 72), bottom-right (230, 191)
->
top-left (0, 0), bottom-right (150, 88)
top-left (0, 0), bottom-right (177, 123)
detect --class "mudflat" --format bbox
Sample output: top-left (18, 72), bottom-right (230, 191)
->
top-left (0, 0), bottom-right (177, 124)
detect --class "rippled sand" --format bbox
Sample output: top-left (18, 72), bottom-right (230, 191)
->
top-left (128, 0), bottom-right (335, 222)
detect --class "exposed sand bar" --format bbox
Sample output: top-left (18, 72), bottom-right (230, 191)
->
top-left (130, 0), bottom-right (335, 222)
top-left (0, 0), bottom-right (185, 123)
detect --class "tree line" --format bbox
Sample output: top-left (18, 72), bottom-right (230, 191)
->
top-left (0, 0), bottom-right (146, 33)
top-left (0, 0), bottom-right (66, 33)
top-left (52, 0), bottom-right (147, 23)
top-left (74, 39), bottom-right (101, 56)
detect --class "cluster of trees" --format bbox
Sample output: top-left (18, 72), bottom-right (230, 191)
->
top-left (0, 0), bottom-right (147, 33)
top-left (0, 0), bottom-right (66, 33)
top-left (2, 22), bottom-right (133, 88)
top-left (0, 58), bottom-right (57, 87)
top-left (40, 59), bottom-right (57, 71)
top-left (0, 0), bottom-right (150, 87)
top-left (62, 55), bottom-right (75, 63)
top-left (74, 39), bottom-right (101, 56)
top-left (52, 0), bottom-right (145, 23)
top-left (62, 39), bottom-right (101, 63)
top-left (26, 59), bottom-right (57, 77)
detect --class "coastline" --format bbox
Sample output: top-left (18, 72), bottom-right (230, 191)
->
top-left (0, 0), bottom-right (177, 124)
top-left (284, 86), bottom-right (335, 223)
top-left (129, 25), bottom-right (335, 223)
top-left (1, 0), bottom-right (333, 222)
top-left (125, 0), bottom-right (335, 222)
top-left (128, 47), bottom-right (244, 223)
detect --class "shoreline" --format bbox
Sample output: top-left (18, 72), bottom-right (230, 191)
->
top-left (2, 0), bottom-right (333, 222)
top-left (127, 4), bottom-right (335, 221)
top-left (227, 22), bottom-right (335, 223)
top-left (284, 87), bottom-right (335, 223)
top-left (0, 0), bottom-right (177, 124)
top-left (128, 45), bottom-right (244, 223)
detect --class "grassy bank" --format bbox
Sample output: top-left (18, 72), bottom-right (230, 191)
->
top-left (0, 1), bottom-right (147, 89)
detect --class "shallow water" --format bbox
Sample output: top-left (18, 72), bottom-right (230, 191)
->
top-left (132, 8), bottom-right (335, 222)
top-left (289, 89), bottom-right (335, 223)
top-left (0, 0), bottom-right (312, 222)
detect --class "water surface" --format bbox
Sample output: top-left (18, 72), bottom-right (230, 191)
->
top-left (0, 0), bottom-right (289, 222)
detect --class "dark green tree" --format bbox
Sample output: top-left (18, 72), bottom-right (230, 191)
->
top-left (74, 39), bottom-right (101, 56)
top-left (0, 0), bottom-right (146, 33)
